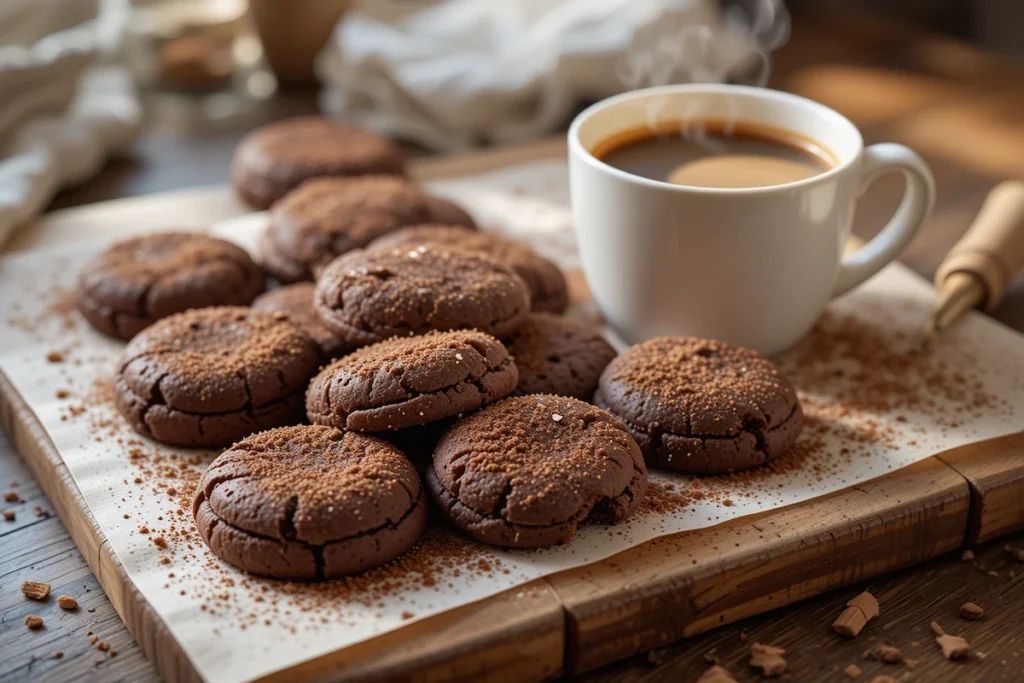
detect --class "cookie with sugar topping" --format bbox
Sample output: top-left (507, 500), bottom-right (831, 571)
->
top-left (78, 232), bottom-right (265, 340)
top-left (427, 395), bottom-right (647, 548)
top-left (194, 425), bottom-right (426, 580)
top-left (370, 224), bottom-right (568, 314)
top-left (232, 116), bottom-right (407, 209)
top-left (258, 176), bottom-right (476, 283)
top-left (503, 312), bottom-right (616, 399)
top-left (595, 337), bottom-right (803, 475)
top-left (306, 330), bottom-right (518, 432)
top-left (314, 246), bottom-right (531, 348)
top-left (113, 307), bottom-right (320, 447)
top-left (252, 283), bottom-right (350, 360)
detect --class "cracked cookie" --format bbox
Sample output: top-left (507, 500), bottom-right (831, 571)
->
top-left (252, 283), bottom-right (350, 360)
top-left (427, 395), bottom-right (647, 548)
top-left (194, 425), bottom-right (427, 580)
top-left (595, 337), bottom-right (803, 475)
top-left (113, 307), bottom-right (320, 447)
top-left (307, 330), bottom-right (518, 432)
top-left (314, 246), bottom-right (531, 348)
top-left (370, 224), bottom-right (568, 314)
top-left (77, 232), bottom-right (265, 340)
top-left (504, 312), bottom-right (616, 399)
top-left (258, 175), bottom-right (476, 283)
top-left (232, 116), bottom-right (406, 209)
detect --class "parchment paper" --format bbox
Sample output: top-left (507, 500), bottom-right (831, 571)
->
top-left (2, 158), bottom-right (1023, 682)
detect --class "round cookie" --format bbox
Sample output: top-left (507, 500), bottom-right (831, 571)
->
top-left (595, 337), bottom-right (803, 475)
top-left (232, 116), bottom-right (406, 209)
top-left (113, 307), bottom-right (320, 447)
top-left (78, 232), bottom-right (265, 340)
top-left (194, 425), bottom-right (427, 580)
top-left (252, 283), bottom-right (349, 360)
top-left (314, 246), bottom-right (531, 347)
top-left (504, 313), bottom-right (616, 399)
top-left (370, 224), bottom-right (568, 314)
top-left (428, 395), bottom-right (647, 548)
top-left (258, 176), bottom-right (476, 283)
top-left (307, 330), bottom-right (518, 432)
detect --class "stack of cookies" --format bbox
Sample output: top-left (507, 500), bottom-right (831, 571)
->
top-left (76, 116), bottom-right (803, 582)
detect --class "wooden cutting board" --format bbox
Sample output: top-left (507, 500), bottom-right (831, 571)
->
top-left (2, 138), bottom-right (1023, 683)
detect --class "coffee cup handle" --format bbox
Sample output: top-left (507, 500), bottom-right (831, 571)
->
top-left (831, 143), bottom-right (936, 298)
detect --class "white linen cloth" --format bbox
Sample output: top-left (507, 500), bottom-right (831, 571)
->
top-left (0, 0), bottom-right (141, 249)
top-left (317, 0), bottom-right (787, 151)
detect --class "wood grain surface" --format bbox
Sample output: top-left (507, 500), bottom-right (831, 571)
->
top-left (4, 5), bottom-right (1024, 683)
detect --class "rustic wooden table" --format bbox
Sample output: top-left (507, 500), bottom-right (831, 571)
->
top-left (3, 6), bottom-right (1024, 682)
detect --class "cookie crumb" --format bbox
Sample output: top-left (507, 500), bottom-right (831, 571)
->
top-left (869, 677), bottom-right (896, 683)
top-left (56, 389), bottom-right (69, 399)
top-left (25, 614), bottom-right (44, 629)
top-left (843, 664), bottom-right (862, 679)
top-left (749, 642), bottom-right (786, 677)
top-left (21, 581), bottom-right (51, 600)
top-left (34, 505), bottom-right (49, 518)
top-left (959, 602), bottom-right (984, 620)
top-left (2, 510), bottom-right (13, 521)
top-left (697, 664), bottom-right (737, 682)
top-left (833, 591), bottom-right (879, 637)
top-left (46, 351), bottom-right (64, 363)
top-left (53, 650), bottom-right (63, 659)
top-left (3, 491), bottom-right (20, 503)
top-left (931, 621), bottom-right (969, 660)
top-left (400, 611), bottom-right (414, 620)
top-left (961, 549), bottom-right (975, 561)
top-left (987, 570), bottom-right (998, 577)
top-left (57, 595), bottom-right (78, 610)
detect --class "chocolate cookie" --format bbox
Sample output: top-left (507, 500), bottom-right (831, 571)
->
top-left (258, 176), bottom-right (476, 283)
top-left (194, 425), bottom-right (427, 580)
top-left (307, 330), bottom-right (517, 432)
top-left (78, 232), bottom-right (265, 340)
top-left (113, 307), bottom-right (320, 447)
top-left (252, 283), bottom-right (349, 360)
top-left (504, 313), bottom-right (616, 399)
top-left (595, 337), bottom-right (803, 475)
top-left (428, 395), bottom-right (647, 548)
top-left (232, 116), bottom-right (406, 209)
top-left (369, 225), bottom-right (568, 314)
top-left (314, 247), bottom-right (530, 347)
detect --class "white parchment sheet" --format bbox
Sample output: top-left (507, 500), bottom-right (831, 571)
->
top-left (2, 159), bottom-right (1024, 683)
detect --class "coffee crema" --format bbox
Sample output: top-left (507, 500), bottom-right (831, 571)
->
top-left (593, 119), bottom-right (837, 189)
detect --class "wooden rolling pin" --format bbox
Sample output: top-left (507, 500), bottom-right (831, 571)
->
top-left (917, 180), bottom-right (1024, 347)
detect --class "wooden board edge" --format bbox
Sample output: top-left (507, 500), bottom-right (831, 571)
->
top-left (0, 370), bottom-right (205, 683)
top-left (545, 457), bottom-right (971, 674)
top-left (937, 431), bottom-right (1024, 543)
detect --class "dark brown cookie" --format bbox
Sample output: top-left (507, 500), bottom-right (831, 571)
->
top-left (314, 247), bottom-right (531, 347)
top-left (113, 307), bottom-right (320, 447)
top-left (504, 313), bottom-right (616, 399)
top-left (232, 116), bottom-right (406, 209)
top-left (428, 395), bottom-right (647, 548)
top-left (307, 330), bottom-right (517, 432)
top-left (595, 337), bottom-right (803, 475)
top-left (258, 176), bottom-right (476, 283)
top-left (77, 232), bottom-right (265, 340)
top-left (194, 425), bottom-right (427, 580)
top-left (252, 283), bottom-right (350, 360)
top-left (369, 224), bottom-right (568, 314)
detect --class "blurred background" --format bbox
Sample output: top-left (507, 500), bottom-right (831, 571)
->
top-left (0, 0), bottom-right (1021, 248)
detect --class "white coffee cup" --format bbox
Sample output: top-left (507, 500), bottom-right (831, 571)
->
top-left (568, 84), bottom-right (935, 356)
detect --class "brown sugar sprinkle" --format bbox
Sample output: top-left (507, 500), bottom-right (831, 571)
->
top-left (57, 595), bottom-right (79, 610)
top-left (21, 581), bottom-right (51, 600)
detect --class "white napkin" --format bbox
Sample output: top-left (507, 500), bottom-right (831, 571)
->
top-left (0, 0), bottom-right (141, 249)
top-left (317, 0), bottom-right (787, 151)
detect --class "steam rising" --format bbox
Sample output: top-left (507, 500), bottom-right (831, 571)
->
top-left (615, 0), bottom-right (791, 152)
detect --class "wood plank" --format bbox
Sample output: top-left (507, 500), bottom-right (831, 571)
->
top-left (545, 457), bottom-right (970, 674)
top-left (938, 432), bottom-right (1024, 544)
